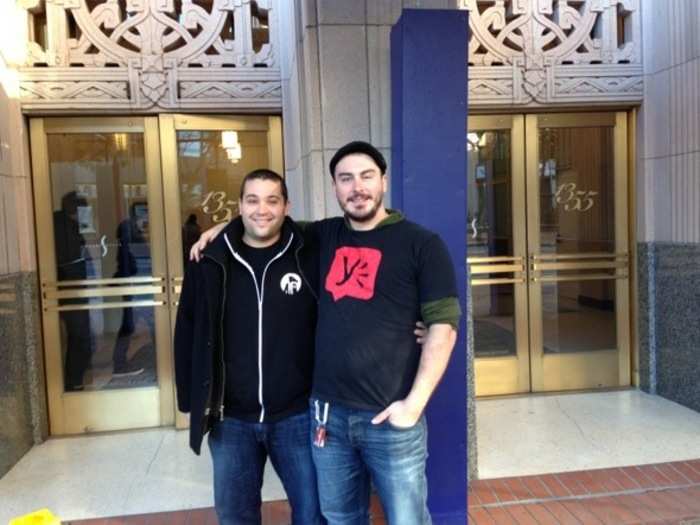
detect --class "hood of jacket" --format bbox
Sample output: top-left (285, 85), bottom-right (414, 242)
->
top-left (202, 215), bottom-right (304, 265)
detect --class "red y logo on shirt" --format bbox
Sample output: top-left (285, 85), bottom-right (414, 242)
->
top-left (325, 247), bottom-right (382, 302)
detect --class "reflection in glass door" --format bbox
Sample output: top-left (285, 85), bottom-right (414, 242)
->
top-left (469, 113), bottom-right (631, 396)
top-left (31, 117), bottom-right (173, 434)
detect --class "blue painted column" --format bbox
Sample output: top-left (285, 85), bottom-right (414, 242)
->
top-left (391, 9), bottom-right (468, 524)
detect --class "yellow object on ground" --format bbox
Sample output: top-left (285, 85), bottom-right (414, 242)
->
top-left (8, 509), bottom-right (61, 525)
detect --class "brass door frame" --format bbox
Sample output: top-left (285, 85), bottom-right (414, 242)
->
top-left (468, 115), bottom-right (530, 395)
top-left (158, 114), bottom-right (283, 429)
top-left (628, 108), bottom-right (639, 387)
top-left (30, 117), bottom-right (175, 434)
top-left (32, 114), bottom-right (285, 434)
top-left (525, 112), bottom-right (631, 392)
top-left (472, 112), bottom-right (632, 396)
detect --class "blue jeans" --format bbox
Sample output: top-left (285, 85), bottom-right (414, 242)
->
top-left (310, 400), bottom-right (431, 525)
top-left (208, 412), bottom-right (324, 525)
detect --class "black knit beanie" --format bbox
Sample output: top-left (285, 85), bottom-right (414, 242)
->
top-left (329, 141), bottom-right (387, 177)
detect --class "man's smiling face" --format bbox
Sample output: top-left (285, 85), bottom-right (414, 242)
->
top-left (239, 178), bottom-right (289, 247)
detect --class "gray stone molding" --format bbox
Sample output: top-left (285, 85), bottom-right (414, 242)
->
top-left (12, 1), bottom-right (645, 114)
top-left (15, 0), bottom-right (282, 113)
top-left (461, 0), bottom-right (643, 108)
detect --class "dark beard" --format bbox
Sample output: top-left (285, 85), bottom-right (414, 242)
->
top-left (343, 195), bottom-right (383, 223)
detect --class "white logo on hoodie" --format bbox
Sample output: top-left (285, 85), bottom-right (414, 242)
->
top-left (281, 273), bottom-right (302, 295)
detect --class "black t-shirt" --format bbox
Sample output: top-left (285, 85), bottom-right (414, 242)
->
top-left (311, 215), bottom-right (459, 411)
top-left (237, 240), bottom-right (283, 290)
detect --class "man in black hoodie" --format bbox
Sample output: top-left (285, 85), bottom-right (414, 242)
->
top-left (174, 169), bottom-right (323, 525)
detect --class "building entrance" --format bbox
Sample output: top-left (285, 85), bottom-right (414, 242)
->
top-left (30, 115), bottom-right (283, 435)
top-left (468, 113), bottom-right (631, 396)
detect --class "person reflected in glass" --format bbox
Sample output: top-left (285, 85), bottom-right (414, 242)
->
top-left (181, 213), bottom-right (202, 267)
top-left (111, 203), bottom-right (149, 378)
top-left (53, 191), bottom-right (93, 391)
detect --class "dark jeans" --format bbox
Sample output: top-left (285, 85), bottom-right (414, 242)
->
top-left (310, 399), bottom-right (431, 525)
top-left (112, 300), bottom-right (155, 369)
top-left (112, 306), bottom-right (134, 369)
top-left (208, 412), bottom-right (325, 525)
top-left (60, 309), bottom-right (92, 390)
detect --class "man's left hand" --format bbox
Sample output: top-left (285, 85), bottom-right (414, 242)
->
top-left (371, 400), bottom-right (422, 429)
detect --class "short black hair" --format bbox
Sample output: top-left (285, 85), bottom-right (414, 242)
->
top-left (329, 141), bottom-right (387, 178)
top-left (239, 169), bottom-right (288, 202)
top-left (61, 191), bottom-right (87, 214)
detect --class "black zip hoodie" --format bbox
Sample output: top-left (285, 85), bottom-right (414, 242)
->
top-left (221, 218), bottom-right (318, 423)
top-left (174, 216), bottom-right (319, 454)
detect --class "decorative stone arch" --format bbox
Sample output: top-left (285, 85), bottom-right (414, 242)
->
top-left (15, 0), bottom-right (282, 113)
top-left (461, 0), bottom-right (643, 109)
top-left (12, 1), bottom-right (643, 113)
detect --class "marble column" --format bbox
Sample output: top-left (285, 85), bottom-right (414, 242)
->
top-left (0, 69), bottom-right (48, 477)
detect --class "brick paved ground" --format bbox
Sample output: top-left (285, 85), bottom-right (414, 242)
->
top-left (469, 460), bottom-right (700, 524)
top-left (69, 460), bottom-right (700, 524)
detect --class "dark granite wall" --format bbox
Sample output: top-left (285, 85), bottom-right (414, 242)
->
top-left (0, 272), bottom-right (46, 477)
top-left (637, 242), bottom-right (700, 413)
top-left (637, 243), bottom-right (656, 394)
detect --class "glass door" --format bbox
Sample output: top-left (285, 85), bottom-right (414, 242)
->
top-left (158, 114), bottom-right (283, 429)
top-left (31, 117), bottom-right (174, 433)
top-left (526, 113), bottom-right (631, 392)
top-left (470, 112), bottom-right (631, 396)
top-left (467, 115), bottom-right (530, 395)
top-left (31, 114), bottom-right (285, 435)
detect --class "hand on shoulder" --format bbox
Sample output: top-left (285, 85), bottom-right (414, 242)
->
top-left (189, 221), bottom-right (227, 261)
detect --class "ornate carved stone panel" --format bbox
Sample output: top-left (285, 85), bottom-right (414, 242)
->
top-left (461, 0), bottom-right (643, 108)
top-left (16, 0), bottom-right (281, 112)
top-left (13, 0), bottom-right (643, 113)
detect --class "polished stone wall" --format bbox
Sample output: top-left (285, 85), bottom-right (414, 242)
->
top-left (0, 272), bottom-right (46, 477)
top-left (637, 243), bottom-right (656, 394)
top-left (636, 1), bottom-right (700, 415)
top-left (1, 66), bottom-right (47, 477)
top-left (638, 242), bottom-right (700, 413)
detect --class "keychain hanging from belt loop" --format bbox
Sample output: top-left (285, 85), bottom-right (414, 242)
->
top-left (314, 400), bottom-right (329, 448)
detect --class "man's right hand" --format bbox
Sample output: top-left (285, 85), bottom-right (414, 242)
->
top-left (189, 222), bottom-right (227, 261)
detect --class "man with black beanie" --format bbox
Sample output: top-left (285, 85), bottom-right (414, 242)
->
top-left (308, 142), bottom-right (461, 525)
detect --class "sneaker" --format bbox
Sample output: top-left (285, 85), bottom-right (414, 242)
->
top-left (113, 363), bottom-right (145, 377)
